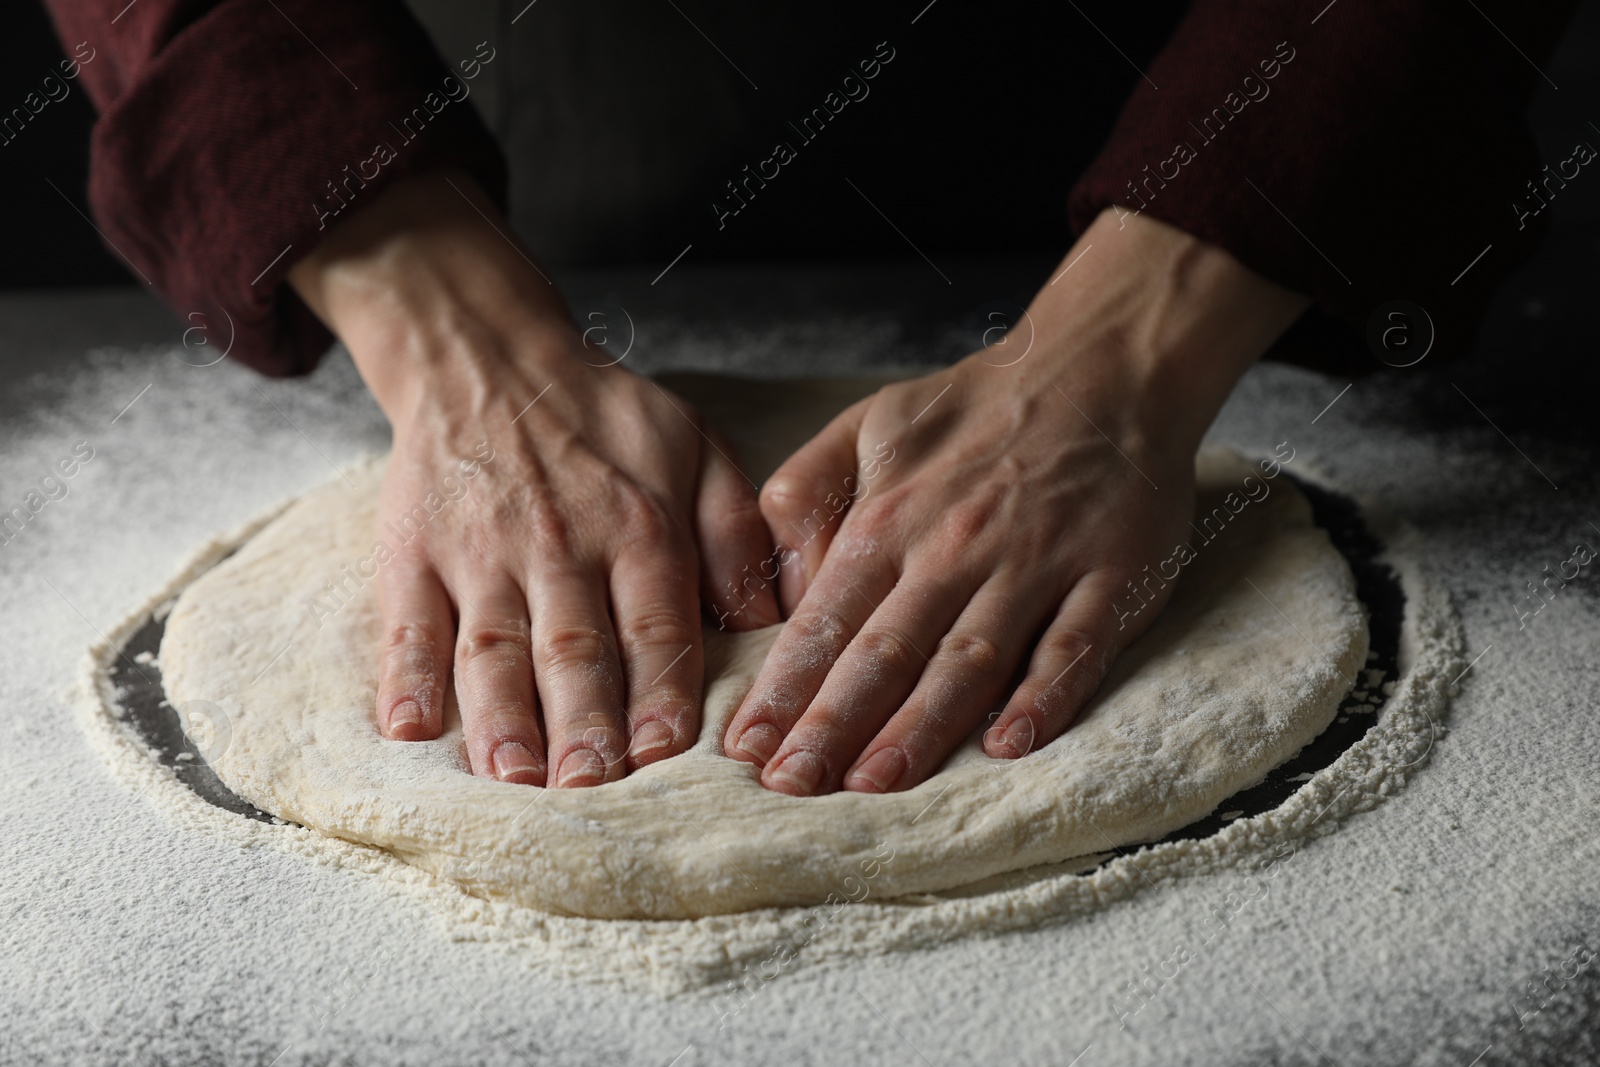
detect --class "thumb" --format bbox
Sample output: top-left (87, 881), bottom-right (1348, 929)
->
top-left (759, 398), bottom-right (868, 615)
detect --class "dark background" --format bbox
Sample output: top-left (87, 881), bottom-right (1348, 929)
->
top-left (3, 0), bottom-right (1598, 434)
top-left (9, 2), bottom-right (1598, 284)
top-left (2, 2), bottom-right (132, 288)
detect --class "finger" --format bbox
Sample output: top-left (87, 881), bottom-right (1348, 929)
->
top-left (610, 543), bottom-right (704, 770)
top-left (984, 575), bottom-right (1130, 759)
top-left (760, 574), bottom-right (967, 796)
top-left (759, 399), bottom-right (868, 614)
top-left (844, 577), bottom-right (1044, 793)
top-left (374, 560), bottom-right (456, 741)
top-left (696, 426), bottom-right (780, 631)
top-left (722, 550), bottom-right (897, 772)
top-left (453, 582), bottom-right (546, 786)
top-left (528, 568), bottom-right (629, 787)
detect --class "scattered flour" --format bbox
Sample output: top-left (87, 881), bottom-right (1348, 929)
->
top-left (11, 289), bottom-right (1596, 1064)
top-left (74, 457), bottom-right (1461, 994)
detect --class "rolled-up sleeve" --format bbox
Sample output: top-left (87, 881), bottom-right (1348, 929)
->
top-left (43, 1), bottom-right (507, 376)
top-left (1067, 0), bottom-right (1578, 361)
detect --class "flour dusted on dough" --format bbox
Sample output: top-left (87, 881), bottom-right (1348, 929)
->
top-left (155, 377), bottom-right (1367, 921)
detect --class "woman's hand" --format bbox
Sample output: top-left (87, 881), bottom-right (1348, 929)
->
top-left (723, 208), bottom-right (1309, 795)
top-left (290, 170), bottom-right (778, 787)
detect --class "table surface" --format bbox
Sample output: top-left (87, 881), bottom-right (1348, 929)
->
top-left (3, 251), bottom-right (1598, 1066)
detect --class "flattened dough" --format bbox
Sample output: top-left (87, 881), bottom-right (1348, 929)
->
top-left (161, 375), bottom-right (1366, 920)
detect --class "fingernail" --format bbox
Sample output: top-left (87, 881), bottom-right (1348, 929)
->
top-left (628, 720), bottom-right (676, 762)
top-left (997, 717), bottom-right (1036, 758)
top-left (556, 748), bottom-right (607, 788)
top-left (766, 751), bottom-right (825, 796)
top-left (491, 741), bottom-right (544, 785)
top-left (734, 721), bottom-right (782, 765)
top-left (846, 748), bottom-right (906, 793)
top-left (388, 699), bottom-right (424, 734)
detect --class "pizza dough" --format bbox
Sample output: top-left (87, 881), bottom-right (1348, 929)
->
top-left (159, 375), bottom-right (1367, 921)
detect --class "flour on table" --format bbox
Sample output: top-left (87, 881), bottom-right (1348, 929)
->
top-left (157, 377), bottom-right (1367, 919)
top-left (74, 376), bottom-right (1461, 991)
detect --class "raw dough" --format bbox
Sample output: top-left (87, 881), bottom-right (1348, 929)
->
top-left (159, 375), bottom-right (1367, 920)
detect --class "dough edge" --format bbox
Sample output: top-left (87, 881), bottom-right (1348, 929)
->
top-left (72, 454), bottom-right (1461, 993)
top-left (156, 447), bottom-right (1363, 919)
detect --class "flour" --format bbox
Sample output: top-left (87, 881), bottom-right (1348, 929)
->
top-left (153, 372), bottom-right (1369, 925)
top-left (77, 525), bottom-right (1459, 999)
top-left (71, 379), bottom-right (1461, 995)
top-left (22, 280), bottom-right (1594, 1066)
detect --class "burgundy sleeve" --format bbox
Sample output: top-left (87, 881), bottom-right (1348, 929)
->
top-left (42, 1), bottom-right (507, 376)
top-left (1067, 0), bottom-right (1579, 362)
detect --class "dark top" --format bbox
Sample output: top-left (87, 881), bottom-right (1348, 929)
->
top-left (43, 1), bottom-right (1577, 375)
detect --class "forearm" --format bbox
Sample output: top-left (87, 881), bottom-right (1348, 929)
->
top-left (288, 170), bottom-right (573, 429)
top-left (1020, 208), bottom-right (1309, 452)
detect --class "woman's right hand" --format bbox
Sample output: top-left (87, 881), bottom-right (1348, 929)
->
top-left (289, 169), bottom-right (779, 787)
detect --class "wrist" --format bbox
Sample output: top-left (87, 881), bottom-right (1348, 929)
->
top-left (288, 169), bottom-right (574, 423)
top-left (1019, 208), bottom-right (1309, 451)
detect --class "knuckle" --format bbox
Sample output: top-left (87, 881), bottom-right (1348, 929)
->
top-left (943, 499), bottom-right (997, 545)
top-left (457, 619), bottom-right (532, 663)
top-left (614, 482), bottom-right (673, 542)
top-left (619, 606), bottom-right (697, 653)
top-left (844, 491), bottom-right (905, 543)
top-left (759, 474), bottom-right (814, 523)
top-left (385, 621), bottom-right (444, 652)
top-left (1039, 626), bottom-right (1100, 675)
top-left (936, 631), bottom-right (1002, 676)
top-left (477, 701), bottom-right (537, 729)
top-left (783, 610), bottom-right (852, 658)
top-left (851, 627), bottom-right (920, 674)
top-left (537, 624), bottom-right (613, 671)
top-left (524, 500), bottom-right (573, 554)
top-left (833, 529), bottom-right (884, 566)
